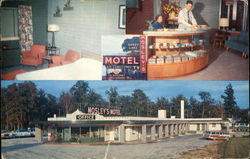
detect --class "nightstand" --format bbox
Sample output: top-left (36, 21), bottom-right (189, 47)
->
top-left (47, 47), bottom-right (60, 55)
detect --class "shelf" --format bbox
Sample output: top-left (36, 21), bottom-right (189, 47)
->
top-left (0, 37), bottom-right (19, 41)
top-left (147, 53), bottom-right (208, 79)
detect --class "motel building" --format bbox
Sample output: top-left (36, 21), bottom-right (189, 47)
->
top-left (33, 101), bottom-right (230, 144)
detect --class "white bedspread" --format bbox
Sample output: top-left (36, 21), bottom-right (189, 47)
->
top-left (16, 58), bottom-right (102, 80)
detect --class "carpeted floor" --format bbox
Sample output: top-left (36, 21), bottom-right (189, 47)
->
top-left (167, 48), bottom-right (249, 80)
top-left (1, 63), bottom-right (48, 80)
top-left (1, 69), bottom-right (27, 80)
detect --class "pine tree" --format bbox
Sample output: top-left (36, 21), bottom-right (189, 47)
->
top-left (221, 83), bottom-right (238, 119)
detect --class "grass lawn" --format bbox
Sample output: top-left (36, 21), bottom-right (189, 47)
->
top-left (218, 137), bottom-right (250, 158)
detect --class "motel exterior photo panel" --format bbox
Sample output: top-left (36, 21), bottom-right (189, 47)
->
top-left (33, 108), bottom-right (230, 143)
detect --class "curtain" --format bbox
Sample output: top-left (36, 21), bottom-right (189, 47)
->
top-left (18, 5), bottom-right (33, 51)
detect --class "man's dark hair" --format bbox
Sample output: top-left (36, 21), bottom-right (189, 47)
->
top-left (186, 0), bottom-right (193, 5)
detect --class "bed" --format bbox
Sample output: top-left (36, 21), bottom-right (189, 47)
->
top-left (16, 52), bottom-right (102, 80)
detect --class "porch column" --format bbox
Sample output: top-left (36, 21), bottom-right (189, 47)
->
top-left (187, 123), bottom-right (190, 132)
top-left (206, 123), bottom-right (209, 131)
top-left (180, 124), bottom-right (183, 134)
top-left (164, 124), bottom-right (169, 137)
top-left (151, 125), bottom-right (156, 141)
top-left (170, 124), bottom-right (174, 136)
top-left (119, 125), bottom-right (125, 143)
top-left (175, 124), bottom-right (179, 135)
top-left (141, 125), bottom-right (147, 143)
top-left (179, 124), bottom-right (182, 135)
top-left (35, 124), bottom-right (42, 142)
top-left (159, 125), bottom-right (163, 139)
top-left (183, 124), bottom-right (187, 134)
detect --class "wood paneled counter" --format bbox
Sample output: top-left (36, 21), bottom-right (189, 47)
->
top-left (143, 29), bottom-right (210, 80)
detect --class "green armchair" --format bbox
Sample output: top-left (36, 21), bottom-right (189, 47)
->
top-left (225, 32), bottom-right (249, 58)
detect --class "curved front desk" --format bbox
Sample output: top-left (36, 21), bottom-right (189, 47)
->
top-left (143, 29), bottom-right (210, 80)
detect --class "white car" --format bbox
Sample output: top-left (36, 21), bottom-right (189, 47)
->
top-left (12, 128), bottom-right (31, 138)
top-left (1, 130), bottom-right (12, 139)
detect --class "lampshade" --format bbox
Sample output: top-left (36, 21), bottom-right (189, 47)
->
top-left (219, 18), bottom-right (229, 27)
top-left (48, 24), bottom-right (60, 32)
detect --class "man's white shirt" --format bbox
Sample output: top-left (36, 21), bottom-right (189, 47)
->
top-left (178, 8), bottom-right (197, 29)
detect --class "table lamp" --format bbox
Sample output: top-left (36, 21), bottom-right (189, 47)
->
top-left (219, 18), bottom-right (229, 31)
top-left (48, 24), bottom-right (60, 48)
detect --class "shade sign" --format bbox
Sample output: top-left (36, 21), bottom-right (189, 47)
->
top-left (87, 106), bottom-right (121, 115)
top-left (103, 56), bottom-right (140, 66)
top-left (140, 35), bottom-right (147, 73)
top-left (76, 114), bottom-right (96, 120)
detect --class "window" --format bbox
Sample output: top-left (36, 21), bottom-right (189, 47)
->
top-left (212, 124), bottom-right (216, 128)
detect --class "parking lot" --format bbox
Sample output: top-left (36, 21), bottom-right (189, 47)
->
top-left (1, 134), bottom-right (213, 159)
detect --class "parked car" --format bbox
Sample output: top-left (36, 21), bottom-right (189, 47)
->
top-left (203, 130), bottom-right (231, 141)
top-left (12, 128), bottom-right (31, 138)
top-left (1, 130), bottom-right (12, 139)
top-left (28, 128), bottom-right (35, 137)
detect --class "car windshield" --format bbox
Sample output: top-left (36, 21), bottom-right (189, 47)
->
top-left (29, 128), bottom-right (35, 132)
top-left (17, 128), bottom-right (27, 132)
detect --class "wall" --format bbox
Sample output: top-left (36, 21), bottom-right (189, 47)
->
top-left (126, 0), bottom-right (154, 34)
top-left (151, 0), bottom-right (221, 28)
top-left (208, 123), bottom-right (222, 131)
top-left (1, 0), bottom-right (48, 45)
top-left (125, 126), bottom-right (141, 141)
top-left (179, 0), bottom-right (221, 29)
top-left (104, 125), bottom-right (115, 141)
top-left (48, 0), bottom-right (125, 55)
top-left (28, 0), bottom-right (48, 45)
top-left (189, 124), bottom-right (197, 131)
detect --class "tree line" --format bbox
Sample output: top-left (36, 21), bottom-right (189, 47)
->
top-left (1, 81), bottom-right (248, 130)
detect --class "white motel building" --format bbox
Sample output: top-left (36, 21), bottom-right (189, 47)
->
top-left (33, 101), bottom-right (230, 143)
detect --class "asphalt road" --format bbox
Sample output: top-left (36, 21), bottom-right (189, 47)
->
top-left (1, 134), bottom-right (213, 159)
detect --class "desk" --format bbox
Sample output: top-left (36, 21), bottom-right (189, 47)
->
top-left (47, 47), bottom-right (60, 55)
top-left (213, 31), bottom-right (230, 47)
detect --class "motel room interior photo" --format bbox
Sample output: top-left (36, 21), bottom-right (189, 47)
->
top-left (0, 0), bottom-right (249, 80)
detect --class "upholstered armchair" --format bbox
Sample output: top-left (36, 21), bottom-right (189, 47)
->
top-left (21, 45), bottom-right (46, 66)
top-left (49, 50), bottom-right (80, 67)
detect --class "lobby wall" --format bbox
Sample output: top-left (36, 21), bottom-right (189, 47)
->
top-left (47, 0), bottom-right (125, 55)
top-left (126, 0), bottom-right (154, 34)
top-left (179, 0), bottom-right (221, 29)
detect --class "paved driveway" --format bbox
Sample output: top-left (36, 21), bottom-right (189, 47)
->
top-left (1, 134), bottom-right (213, 159)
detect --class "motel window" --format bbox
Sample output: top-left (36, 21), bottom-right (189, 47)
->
top-left (212, 124), bottom-right (216, 128)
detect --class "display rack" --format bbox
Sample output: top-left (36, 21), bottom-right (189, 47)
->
top-left (143, 29), bottom-right (210, 80)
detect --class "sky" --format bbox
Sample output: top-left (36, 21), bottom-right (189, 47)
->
top-left (1, 80), bottom-right (249, 109)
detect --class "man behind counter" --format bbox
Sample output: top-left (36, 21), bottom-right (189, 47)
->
top-left (178, 0), bottom-right (199, 29)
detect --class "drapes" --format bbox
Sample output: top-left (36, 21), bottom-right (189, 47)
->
top-left (18, 5), bottom-right (33, 51)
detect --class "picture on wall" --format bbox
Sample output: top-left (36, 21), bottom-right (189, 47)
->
top-left (119, 5), bottom-right (126, 29)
